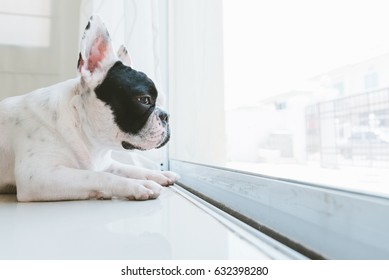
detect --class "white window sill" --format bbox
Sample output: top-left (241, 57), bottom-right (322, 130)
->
top-left (0, 186), bottom-right (302, 259)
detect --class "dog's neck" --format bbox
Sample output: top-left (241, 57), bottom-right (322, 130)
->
top-left (69, 79), bottom-right (117, 169)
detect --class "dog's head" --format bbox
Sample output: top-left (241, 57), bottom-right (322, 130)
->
top-left (77, 15), bottom-right (169, 151)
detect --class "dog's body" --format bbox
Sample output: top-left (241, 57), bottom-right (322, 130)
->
top-left (0, 16), bottom-right (178, 202)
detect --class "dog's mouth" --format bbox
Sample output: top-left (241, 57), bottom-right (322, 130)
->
top-left (155, 131), bottom-right (170, 149)
top-left (121, 131), bottom-right (170, 151)
top-left (121, 141), bottom-right (140, 150)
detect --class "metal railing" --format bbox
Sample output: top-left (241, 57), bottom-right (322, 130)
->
top-left (306, 88), bottom-right (389, 168)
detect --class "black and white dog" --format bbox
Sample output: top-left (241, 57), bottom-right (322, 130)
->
top-left (0, 15), bottom-right (178, 202)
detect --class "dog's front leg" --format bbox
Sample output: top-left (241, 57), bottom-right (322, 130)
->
top-left (105, 160), bottom-right (179, 186)
top-left (15, 165), bottom-right (163, 202)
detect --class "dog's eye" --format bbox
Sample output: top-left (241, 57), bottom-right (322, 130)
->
top-left (137, 96), bottom-right (151, 105)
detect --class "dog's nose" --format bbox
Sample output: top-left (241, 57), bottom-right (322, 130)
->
top-left (159, 111), bottom-right (169, 123)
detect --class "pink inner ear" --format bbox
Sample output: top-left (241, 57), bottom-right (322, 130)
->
top-left (87, 37), bottom-right (107, 73)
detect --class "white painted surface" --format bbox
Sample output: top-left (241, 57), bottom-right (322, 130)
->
top-left (0, 187), bottom-right (274, 260)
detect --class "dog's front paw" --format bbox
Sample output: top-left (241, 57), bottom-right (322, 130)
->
top-left (129, 180), bottom-right (163, 200)
top-left (145, 171), bottom-right (180, 186)
top-left (161, 171), bottom-right (180, 185)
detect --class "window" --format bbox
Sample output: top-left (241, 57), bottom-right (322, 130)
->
top-left (333, 81), bottom-right (345, 96)
top-left (0, 0), bottom-right (51, 47)
top-left (169, 0), bottom-right (389, 196)
top-left (275, 101), bottom-right (287, 110)
top-left (0, 0), bottom-right (79, 101)
top-left (168, 0), bottom-right (389, 259)
top-left (364, 71), bottom-right (379, 90)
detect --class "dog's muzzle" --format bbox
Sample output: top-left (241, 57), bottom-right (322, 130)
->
top-left (121, 109), bottom-right (170, 150)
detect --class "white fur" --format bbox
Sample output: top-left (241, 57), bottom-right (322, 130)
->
top-left (0, 15), bottom-right (179, 202)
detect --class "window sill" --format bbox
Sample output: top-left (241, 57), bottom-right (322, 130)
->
top-left (0, 186), bottom-right (301, 259)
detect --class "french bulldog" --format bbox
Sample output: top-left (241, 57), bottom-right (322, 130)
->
top-left (0, 15), bottom-right (178, 202)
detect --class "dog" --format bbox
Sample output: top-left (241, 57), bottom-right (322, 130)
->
top-left (0, 15), bottom-right (179, 202)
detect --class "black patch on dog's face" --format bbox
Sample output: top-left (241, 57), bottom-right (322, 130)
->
top-left (95, 61), bottom-right (157, 134)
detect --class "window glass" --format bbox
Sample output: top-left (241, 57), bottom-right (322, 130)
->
top-left (169, 0), bottom-right (389, 196)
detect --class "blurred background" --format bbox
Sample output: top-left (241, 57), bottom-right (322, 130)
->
top-left (0, 0), bottom-right (79, 99)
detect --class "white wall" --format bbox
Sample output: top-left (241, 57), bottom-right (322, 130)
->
top-left (0, 0), bottom-right (81, 100)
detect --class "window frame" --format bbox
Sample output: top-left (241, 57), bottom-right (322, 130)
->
top-left (169, 159), bottom-right (389, 259)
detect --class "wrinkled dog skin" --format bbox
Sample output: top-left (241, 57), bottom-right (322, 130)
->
top-left (0, 16), bottom-right (179, 202)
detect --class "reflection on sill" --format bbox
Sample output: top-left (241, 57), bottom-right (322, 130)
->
top-left (0, 187), bottom-right (278, 260)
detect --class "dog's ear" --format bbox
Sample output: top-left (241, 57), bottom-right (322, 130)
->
top-left (117, 45), bottom-right (132, 67)
top-left (77, 15), bottom-right (117, 86)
